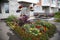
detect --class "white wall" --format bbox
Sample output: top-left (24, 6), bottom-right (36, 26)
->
top-left (9, 1), bottom-right (21, 17)
top-left (34, 5), bottom-right (44, 13)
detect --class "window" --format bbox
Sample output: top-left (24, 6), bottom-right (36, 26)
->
top-left (58, 3), bottom-right (60, 6)
top-left (4, 3), bottom-right (9, 13)
top-left (52, 0), bottom-right (55, 4)
top-left (58, 0), bottom-right (60, 1)
top-left (59, 9), bottom-right (60, 11)
top-left (44, 0), bottom-right (49, 3)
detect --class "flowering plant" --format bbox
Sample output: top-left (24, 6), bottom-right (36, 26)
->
top-left (6, 15), bottom-right (56, 40)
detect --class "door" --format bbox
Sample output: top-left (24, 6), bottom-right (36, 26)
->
top-left (43, 6), bottom-right (49, 16)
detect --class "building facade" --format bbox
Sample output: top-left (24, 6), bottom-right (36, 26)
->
top-left (57, 0), bottom-right (60, 11)
top-left (0, 0), bottom-right (59, 19)
top-left (39, 0), bottom-right (58, 14)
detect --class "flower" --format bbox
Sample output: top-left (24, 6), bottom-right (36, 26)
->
top-left (36, 26), bottom-right (41, 29)
top-left (30, 28), bottom-right (33, 30)
top-left (39, 33), bottom-right (42, 35)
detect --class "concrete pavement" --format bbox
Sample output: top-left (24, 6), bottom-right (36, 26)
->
top-left (0, 21), bottom-right (21, 40)
top-left (48, 20), bottom-right (60, 40)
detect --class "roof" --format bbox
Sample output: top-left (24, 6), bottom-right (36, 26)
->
top-left (18, 1), bottom-right (32, 4)
top-left (18, 1), bottom-right (32, 7)
top-left (17, 0), bottom-right (39, 4)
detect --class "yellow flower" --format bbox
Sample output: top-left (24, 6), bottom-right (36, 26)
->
top-left (39, 33), bottom-right (42, 35)
top-left (12, 26), bottom-right (15, 27)
top-left (46, 28), bottom-right (48, 31)
top-left (30, 28), bottom-right (33, 30)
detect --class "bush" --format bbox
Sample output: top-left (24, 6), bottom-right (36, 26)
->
top-left (35, 20), bottom-right (56, 38)
top-left (54, 12), bottom-right (60, 18)
top-left (6, 15), bottom-right (17, 22)
top-left (46, 24), bottom-right (56, 38)
top-left (54, 12), bottom-right (60, 22)
top-left (55, 19), bottom-right (60, 22)
top-left (6, 18), bottom-right (56, 40)
top-left (39, 33), bottom-right (48, 40)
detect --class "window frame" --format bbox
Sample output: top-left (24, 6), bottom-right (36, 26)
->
top-left (4, 2), bottom-right (9, 13)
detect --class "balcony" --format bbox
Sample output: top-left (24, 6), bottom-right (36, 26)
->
top-left (50, 0), bottom-right (57, 7)
top-left (41, 0), bottom-right (50, 6)
top-left (58, 5), bottom-right (60, 8)
top-left (58, 1), bottom-right (60, 8)
top-left (17, 0), bottom-right (39, 4)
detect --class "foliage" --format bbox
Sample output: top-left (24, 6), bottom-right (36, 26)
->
top-left (54, 12), bottom-right (60, 22)
top-left (55, 19), bottom-right (60, 22)
top-left (54, 12), bottom-right (60, 18)
top-left (6, 17), bottom-right (56, 40)
top-left (36, 21), bottom-right (56, 38)
top-left (39, 33), bottom-right (49, 40)
top-left (6, 15), bottom-right (17, 22)
top-left (35, 20), bottom-right (52, 28)
top-left (46, 24), bottom-right (56, 38)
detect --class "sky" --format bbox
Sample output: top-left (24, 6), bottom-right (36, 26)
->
top-left (17, 0), bottom-right (39, 3)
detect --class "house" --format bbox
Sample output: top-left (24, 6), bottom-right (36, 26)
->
top-left (0, 0), bottom-right (59, 19)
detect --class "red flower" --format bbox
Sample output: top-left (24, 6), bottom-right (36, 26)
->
top-left (36, 26), bottom-right (41, 29)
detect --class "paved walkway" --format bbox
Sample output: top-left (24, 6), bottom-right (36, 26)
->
top-left (0, 20), bottom-right (60, 40)
top-left (0, 21), bottom-right (21, 40)
top-left (49, 21), bottom-right (60, 40)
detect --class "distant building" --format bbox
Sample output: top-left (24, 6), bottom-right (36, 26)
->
top-left (0, 0), bottom-right (59, 19)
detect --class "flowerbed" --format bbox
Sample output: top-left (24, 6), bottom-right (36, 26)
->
top-left (6, 15), bottom-right (56, 40)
